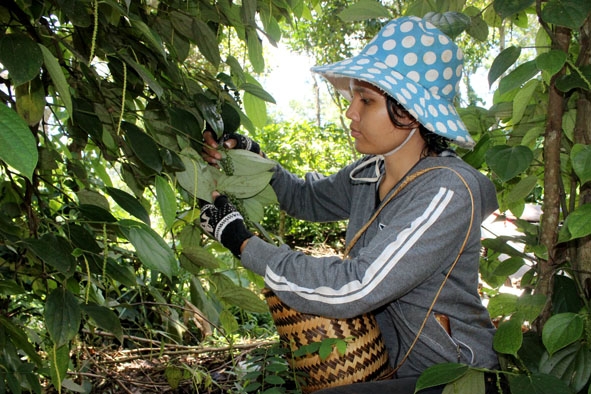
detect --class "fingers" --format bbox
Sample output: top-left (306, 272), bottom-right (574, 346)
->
top-left (213, 193), bottom-right (229, 208)
top-left (222, 137), bottom-right (237, 149)
top-left (201, 130), bottom-right (222, 164)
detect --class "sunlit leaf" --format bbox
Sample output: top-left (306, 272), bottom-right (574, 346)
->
top-left (493, 318), bottom-right (523, 355)
top-left (15, 78), bottom-right (45, 126)
top-left (487, 293), bottom-right (519, 318)
top-left (512, 79), bottom-right (539, 124)
top-left (491, 257), bottom-right (526, 278)
top-left (442, 370), bottom-right (485, 394)
top-left (0, 103), bottom-right (39, 181)
top-left (218, 172), bottom-right (273, 199)
top-left (246, 28), bottom-right (264, 73)
top-left (406, 0), bottom-right (438, 17)
top-left (337, 0), bottom-right (391, 22)
top-left (240, 83), bottom-right (276, 104)
top-left (211, 273), bottom-right (268, 313)
top-left (506, 175), bottom-right (538, 204)
top-left (48, 344), bottom-right (69, 392)
top-left (536, 50), bottom-right (567, 76)
top-left (319, 340), bottom-right (334, 361)
top-left (260, 10), bottom-right (282, 43)
top-left (119, 219), bottom-right (179, 279)
top-left (45, 288), bottom-right (81, 347)
top-left (486, 145), bottom-right (533, 182)
top-left (219, 308), bottom-right (239, 334)
top-left (39, 44), bottom-right (73, 116)
top-left (243, 92), bottom-right (267, 130)
top-left (498, 60), bottom-right (539, 95)
top-left (180, 246), bottom-right (221, 272)
top-left (155, 175), bottom-right (177, 230)
top-left (107, 187), bottom-right (151, 225)
top-left (542, 313), bottom-right (584, 356)
top-left (0, 33), bottom-right (43, 86)
top-left (571, 144), bottom-right (591, 185)
top-left (415, 363), bottom-right (469, 391)
top-left (562, 204), bottom-right (591, 242)
top-left (225, 149), bottom-right (276, 176)
top-left (176, 151), bottom-right (200, 197)
top-left (242, 194), bottom-right (270, 222)
top-left (488, 46), bottom-right (521, 87)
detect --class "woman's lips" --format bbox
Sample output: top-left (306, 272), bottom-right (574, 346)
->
top-left (350, 128), bottom-right (361, 138)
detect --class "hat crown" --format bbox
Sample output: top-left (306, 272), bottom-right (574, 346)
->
top-left (311, 16), bottom-right (475, 148)
top-left (360, 16), bottom-right (463, 101)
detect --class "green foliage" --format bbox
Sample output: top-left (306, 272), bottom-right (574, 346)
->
top-left (1, 0), bottom-right (591, 391)
top-left (0, 0), bottom-right (294, 391)
top-left (259, 121), bottom-right (354, 248)
top-left (292, 337), bottom-right (348, 361)
top-left (239, 344), bottom-right (302, 393)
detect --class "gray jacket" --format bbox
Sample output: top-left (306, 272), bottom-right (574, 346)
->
top-left (241, 154), bottom-right (499, 377)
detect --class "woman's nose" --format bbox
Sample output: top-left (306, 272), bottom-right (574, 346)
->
top-left (345, 102), bottom-right (358, 121)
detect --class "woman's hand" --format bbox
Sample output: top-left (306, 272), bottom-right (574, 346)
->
top-left (199, 192), bottom-right (253, 258)
top-left (201, 130), bottom-right (264, 166)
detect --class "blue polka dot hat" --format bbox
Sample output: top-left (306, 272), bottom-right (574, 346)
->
top-left (311, 16), bottom-right (475, 148)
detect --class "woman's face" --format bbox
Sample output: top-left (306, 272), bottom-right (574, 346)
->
top-left (345, 79), bottom-right (413, 155)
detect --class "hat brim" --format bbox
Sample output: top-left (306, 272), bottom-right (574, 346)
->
top-left (311, 55), bottom-right (475, 149)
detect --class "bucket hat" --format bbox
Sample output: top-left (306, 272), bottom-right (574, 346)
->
top-left (311, 16), bottom-right (474, 148)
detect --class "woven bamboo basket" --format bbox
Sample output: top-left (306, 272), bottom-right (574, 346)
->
top-left (263, 289), bottom-right (393, 393)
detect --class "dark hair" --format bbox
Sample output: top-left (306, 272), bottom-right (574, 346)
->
top-left (385, 95), bottom-right (450, 156)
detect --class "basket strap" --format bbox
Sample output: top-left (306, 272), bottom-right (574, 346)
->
top-left (343, 166), bottom-right (436, 257)
top-left (343, 166), bottom-right (476, 375)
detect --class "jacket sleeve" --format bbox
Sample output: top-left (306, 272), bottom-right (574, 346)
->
top-left (269, 161), bottom-right (362, 222)
top-left (241, 168), bottom-right (483, 319)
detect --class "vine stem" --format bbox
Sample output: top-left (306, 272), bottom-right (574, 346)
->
top-left (116, 61), bottom-right (127, 136)
top-left (89, 0), bottom-right (98, 63)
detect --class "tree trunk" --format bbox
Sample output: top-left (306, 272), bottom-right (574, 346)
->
top-left (535, 25), bottom-right (572, 330)
top-left (574, 17), bottom-right (591, 299)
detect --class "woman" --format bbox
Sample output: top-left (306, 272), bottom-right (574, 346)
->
top-left (200, 16), bottom-right (499, 394)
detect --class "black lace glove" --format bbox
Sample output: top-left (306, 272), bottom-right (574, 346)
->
top-left (222, 132), bottom-right (263, 155)
top-left (199, 195), bottom-right (253, 258)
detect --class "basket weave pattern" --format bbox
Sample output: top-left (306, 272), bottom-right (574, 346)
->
top-left (263, 289), bottom-right (393, 393)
